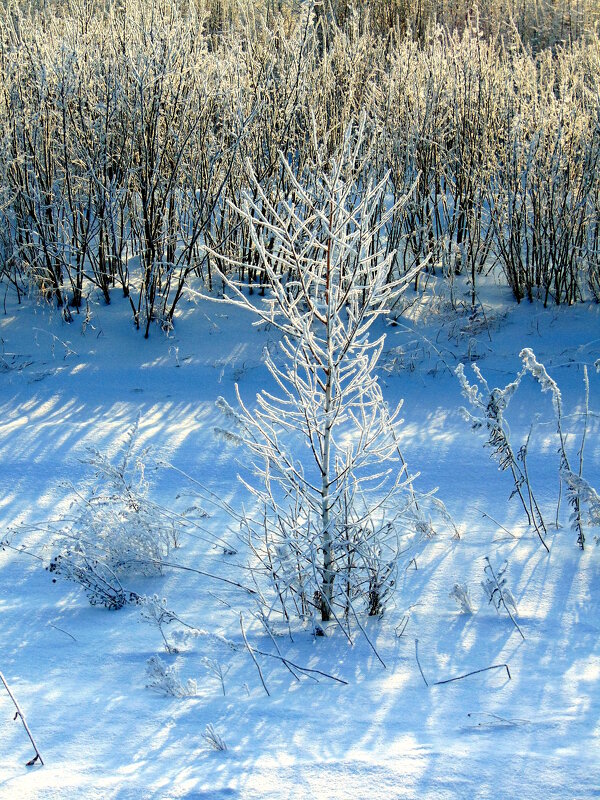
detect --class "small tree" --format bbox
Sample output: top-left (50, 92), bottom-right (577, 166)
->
top-left (212, 122), bottom-right (424, 626)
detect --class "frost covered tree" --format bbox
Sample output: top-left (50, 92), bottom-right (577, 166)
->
top-left (212, 122), bottom-right (425, 626)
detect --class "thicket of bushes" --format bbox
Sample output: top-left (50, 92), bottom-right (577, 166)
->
top-left (0, 0), bottom-right (599, 335)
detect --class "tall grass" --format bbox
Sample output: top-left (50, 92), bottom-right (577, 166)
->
top-left (0, 0), bottom-right (599, 333)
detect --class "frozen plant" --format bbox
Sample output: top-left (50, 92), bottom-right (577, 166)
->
top-left (520, 348), bottom-right (583, 543)
top-left (520, 350), bottom-right (600, 548)
top-left (201, 658), bottom-right (230, 696)
top-left (456, 361), bottom-right (548, 551)
top-left (47, 554), bottom-right (137, 611)
top-left (138, 595), bottom-right (179, 653)
top-left (48, 419), bottom-right (182, 606)
top-left (202, 723), bottom-right (227, 752)
top-left (209, 120), bottom-right (426, 629)
top-left (460, 351), bottom-right (599, 551)
top-left (140, 596), bottom-right (238, 664)
top-left (145, 656), bottom-right (197, 698)
top-left (560, 471), bottom-right (600, 530)
top-left (481, 557), bottom-right (524, 640)
top-left (450, 583), bottom-right (474, 614)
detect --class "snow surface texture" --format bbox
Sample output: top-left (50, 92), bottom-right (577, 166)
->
top-left (0, 282), bottom-right (599, 799)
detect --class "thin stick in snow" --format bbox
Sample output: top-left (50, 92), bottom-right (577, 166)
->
top-left (48, 623), bottom-right (77, 642)
top-left (415, 638), bottom-right (429, 687)
top-left (434, 663), bottom-right (511, 686)
top-left (129, 558), bottom-right (257, 596)
top-left (0, 671), bottom-right (44, 766)
top-left (240, 614), bottom-right (270, 697)
top-left (251, 647), bottom-right (349, 685)
top-left (346, 596), bottom-right (386, 668)
top-left (414, 642), bottom-right (511, 688)
top-left (472, 507), bottom-right (517, 539)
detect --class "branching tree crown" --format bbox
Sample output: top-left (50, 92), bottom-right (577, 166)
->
top-left (213, 122), bottom-right (424, 626)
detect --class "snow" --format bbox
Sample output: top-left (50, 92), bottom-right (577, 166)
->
top-left (1, 283), bottom-right (599, 799)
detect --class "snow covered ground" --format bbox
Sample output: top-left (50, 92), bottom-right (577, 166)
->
top-left (1, 282), bottom-right (599, 799)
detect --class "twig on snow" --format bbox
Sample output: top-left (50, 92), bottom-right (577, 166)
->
top-left (415, 638), bottom-right (429, 686)
top-left (415, 641), bottom-right (511, 688)
top-left (240, 614), bottom-right (270, 697)
top-left (251, 647), bottom-right (349, 685)
top-left (47, 623), bottom-right (77, 642)
top-left (0, 671), bottom-right (44, 766)
top-left (434, 663), bottom-right (511, 686)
